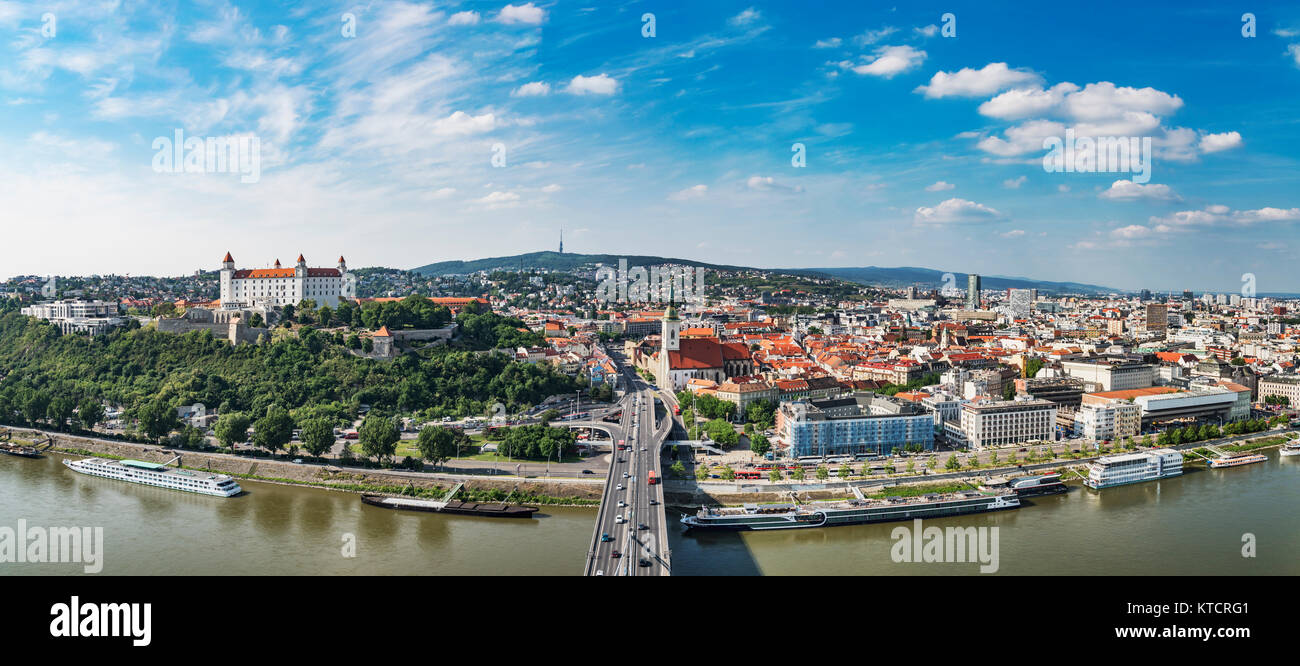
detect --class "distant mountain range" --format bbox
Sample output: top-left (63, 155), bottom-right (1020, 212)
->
top-left (411, 252), bottom-right (1119, 294)
top-left (791, 267), bottom-right (1117, 295)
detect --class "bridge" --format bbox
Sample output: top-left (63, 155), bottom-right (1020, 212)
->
top-left (583, 352), bottom-right (675, 576)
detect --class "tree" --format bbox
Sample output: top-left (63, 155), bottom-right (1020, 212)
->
top-left (721, 466), bottom-right (736, 481)
top-left (945, 454), bottom-right (960, 471)
top-left (768, 467), bottom-right (782, 482)
top-left (671, 461), bottom-right (687, 479)
top-left (816, 464), bottom-right (829, 481)
top-left (253, 405), bottom-right (295, 454)
top-left (416, 426), bottom-right (457, 469)
top-left (359, 415), bottom-right (399, 462)
top-left (77, 399), bottom-right (104, 431)
top-left (214, 412), bottom-right (251, 449)
top-left (46, 396), bottom-right (74, 431)
top-left (300, 418), bottom-right (336, 458)
top-left (696, 465), bottom-right (710, 481)
top-left (791, 466), bottom-right (806, 481)
top-left (837, 464), bottom-right (851, 480)
top-left (749, 433), bottom-right (771, 457)
top-left (134, 400), bottom-right (179, 442)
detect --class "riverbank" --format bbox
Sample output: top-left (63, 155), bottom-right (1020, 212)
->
top-left (9, 427), bottom-right (602, 507)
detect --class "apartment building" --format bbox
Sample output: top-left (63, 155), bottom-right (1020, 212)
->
top-left (778, 393), bottom-right (934, 458)
top-left (957, 397), bottom-right (1058, 450)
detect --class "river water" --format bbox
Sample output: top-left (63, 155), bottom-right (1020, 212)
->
top-left (3, 451), bottom-right (1298, 575)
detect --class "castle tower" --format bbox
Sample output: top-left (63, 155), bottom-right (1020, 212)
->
top-left (219, 251), bottom-right (235, 309)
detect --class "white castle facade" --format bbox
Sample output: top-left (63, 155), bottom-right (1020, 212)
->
top-left (218, 252), bottom-right (352, 310)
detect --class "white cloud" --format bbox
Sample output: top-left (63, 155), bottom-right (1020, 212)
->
top-left (854, 26), bottom-right (898, 46)
top-left (914, 198), bottom-right (1004, 225)
top-left (473, 191), bottom-right (521, 209)
top-left (1099, 180), bottom-right (1179, 201)
top-left (1000, 229), bottom-right (1025, 238)
top-left (497, 3), bottom-right (546, 25)
top-left (914, 24), bottom-right (939, 38)
top-left (432, 111), bottom-right (496, 136)
top-left (1199, 131), bottom-right (1242, 153)
top-left (669, 184), bottom-right (708, 201)
top-left (511, 81), bottom-right (550, 97)
top-left (541, 184), bottom-right (562, 193)
top-left (813, 37), bottom-right (842, 49)
top-left (978, 83), bottom-right (1078, 120)
top-left (1147, 205), bottom-right (1300, 231)
top-left (1061, 81), bottom-right (1182, 121)
top-left (1003, 176), bottom-right (1027, 189)
top-left (566, 74), bottom-right (618, 95)
top-left (729, 8), bottom-right (762, 27)
top-left (850, 45), bottom-right (926, 78)
top-left (1111, 225), bottom-right (1154, 239)
top-left (914, 63), bottom-right (1042, 98)
top-left (976, 119), bottom-right (1064, 157)
top-left (925, 180), bottom-right (955, 192)
top-left (431, 187), bottom-right (456, 199)
top-left (448, 11), bottom-right (481, 26)
top-left (1287, 44), bottom-right (1300, 67)
top-left (746, 176), bottom-right (802, 193)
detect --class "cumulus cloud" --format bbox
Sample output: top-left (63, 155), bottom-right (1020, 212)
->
top-left (1098, 180), bottom-right (1179, 201)
top-left (473, 191), bottom-right (521, 208)
top-left (669, 184), bottom-right (708, 201)
top-left (914, 63), bottom-right (1042, 98)
top-left (447, 11), bottom-right (480, 26)
top-left (1003, 175), bottom-right (1027, 189)
top-left (925, 180), bottom-right (955, 191)
top-left (497, 3), bottom-right (545, 25)
top-left (914, 24), bottom-right (939, 38)
top-left (978, 83), bottom-right (1078, 120)
top-left (431, 111), bottom-right (496, 136)
top-left (813, 37), bottom-right (842, 49)
top-left (1146, 205), bottom-right (1300, 232)
top-left (914, 198), bottom-right (1004, 225)
top-left (747, 175), bottom-right (803, 193)
top-left (1000, 229), bottom-right (1025, 238)
top-left (566, 73), bottom-right (618, 95)
top-left (1199, 131), bottom-right (1242, 153)
top-left (511, 81), bottom-right (550, 97)
top-left (848, 45), bottom-right (926, 78)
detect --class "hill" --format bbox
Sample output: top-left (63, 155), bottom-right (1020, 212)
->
top-left (411, 251), bottom-right (756, 276)
top-left (790, 266), bottom-right (1115, 295)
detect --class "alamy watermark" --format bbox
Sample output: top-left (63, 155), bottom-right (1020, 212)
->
top-left (50, 596), bottom-right (150, 646)
top-left (594, 259), bottom-right (706, 305)
top-left (152, 129), bottom-right (261, 183)
top-left (0, 519), bottom-right (103, 573)
top-left (1042, 128), bottom-right (1152, 183)
top-left (890, 518), bottom-right (999, 573)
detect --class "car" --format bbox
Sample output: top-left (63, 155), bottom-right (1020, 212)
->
top-left (617, 458), bottom-right (625, 463)
top-left (623, 472), bottom-right (630, 478)
top-left (640, 446), bottom-right (647, 452)
top-left (617, 500), bottom-right (626, 507)
top-left (649, 499), bottom-right (659, 506)
top-left (611, 550), bottom-right (621, 559)
top-left (600, 533), bottom-right (612, 542)
top-left (615, 515), bottom-right (625, 524)
top-left (292, 458), bottom-right (303, 464)
top-left (638, 559), bottom-right (651, 567)
top-left (582, 469), bottom-right (594, 475)
top-left (637, 523), bottom-right (647, 530)
top-left (616, 484), bottom-right (623, 491)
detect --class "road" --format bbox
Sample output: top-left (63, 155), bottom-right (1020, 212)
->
top-left (584, 350), bottom-right (673, 576)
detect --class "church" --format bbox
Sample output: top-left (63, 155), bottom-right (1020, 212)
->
top-left (638, 304), bottom-right (755, 391)
top-left (219, 252), bottom-right (350, 310)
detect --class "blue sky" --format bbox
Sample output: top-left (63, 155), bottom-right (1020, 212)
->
top-left (1, 1), bottom-right (1299, 293)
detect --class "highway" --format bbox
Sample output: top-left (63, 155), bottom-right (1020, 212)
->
top-left (584, 350), bottom-right (673, 576)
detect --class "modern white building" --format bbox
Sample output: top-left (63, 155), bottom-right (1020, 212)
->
top-left (21, 299), bottom-right (124, 336)
top-left (1073, 399), bottom-right (1141, 443)
top-left (957, 397), bottom-right (1057, 450)
top-left (219, 252), bottom-right (350, 309)
top-left (1061, 360), bottom-right (1154, 391)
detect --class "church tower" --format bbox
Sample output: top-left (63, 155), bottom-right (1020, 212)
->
top-left (219, 251), bottom-right (235, 309)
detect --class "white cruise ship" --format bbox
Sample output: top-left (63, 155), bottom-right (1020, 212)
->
top-left (64, 457), bottom-right (241, 497)
top-left (1084, 448), bottom-right (1183, 489)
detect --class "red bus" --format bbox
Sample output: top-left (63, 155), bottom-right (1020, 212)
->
top-left (647, 470), bottom-right (658, 485)
top-left (673, 406), bottom-right (681, 415)
top-left (733, 470), bottom-right (762, 479)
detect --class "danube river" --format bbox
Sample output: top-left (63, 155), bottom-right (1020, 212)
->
top-left (3, 451), bottom-right (1298, 575)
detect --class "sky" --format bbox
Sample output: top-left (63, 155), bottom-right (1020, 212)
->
top-left (1, 0), bottom-right (1299, 293)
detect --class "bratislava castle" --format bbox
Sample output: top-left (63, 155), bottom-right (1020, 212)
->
top-left (219, 252), bottom-right (350, 309)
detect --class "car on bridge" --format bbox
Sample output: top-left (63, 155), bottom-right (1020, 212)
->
top-left (615, 515), bottom-right (625, 524)
top-left (611, 550), bottom-right (621, 559)
top-left (638, 558), bottom-right (651, 567)
top-left (601, 533), bottom-right (612, 542)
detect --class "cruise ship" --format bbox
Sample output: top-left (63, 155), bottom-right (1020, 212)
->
top-left (680, 489), bottom-right (1020, 531)
top-left (63, 457), bottom-right (242, 497)
top-left (1084, 448), bottom-right (1183, 489)
top-left (1280, 442), bottom-right (1300, 457)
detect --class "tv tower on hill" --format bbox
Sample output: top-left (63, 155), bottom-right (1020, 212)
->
top-left (559, 227), bottom-right (564, 253)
